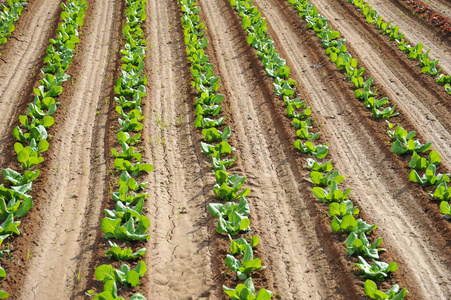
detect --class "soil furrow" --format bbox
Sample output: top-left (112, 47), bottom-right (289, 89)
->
top-left (11, 0), bottom-right (119, 298)
top-left (0, 0), bottom-right (62, 165)
top-left (252, 0), bottom-right (450, 298)
top-left (198, 0), bottom-right (355, 298)
top-left (309, 0), bottom-right (451, 169)
top-left (144, 0), bottom-right (215, 298)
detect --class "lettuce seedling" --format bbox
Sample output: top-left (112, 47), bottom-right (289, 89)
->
top-left (216, 212), bottom-right (251, 236)
top-left (273, 77), bottom-right (296, 97)
top-left (116, 131), bottom-right (142, 145)
top-left (331, 215), bottom-right (377, 235)
top-left (213, 177), bottom-right (250, 201)
top-left (208, 196), bottom-right (250, 219)
top-left (229, 235), bottom-right (259, 256)
top-left (195, 104), bottom-right (222, 117)
top-left (93, 280), bottom-right (147, 300)
top-left (312, 181), bottom-right (351, 202)
top-left (3, 168), bottom-right (40, 186)
top-left (310, 170), bottom-right (344, 186)
top-left (286, 102), bottom-right (311, 120)
top-left (202, 126), bottom-right (231, 143)
top-left (306, 158), bottom-right (334, 172)
top-left (355, 256), bottom-right (398, 281)
top-left (0, 213), bottom-right (20, 235)
top-left (223, 277), bottom-right (273, 300)
top-left (95, 261), bottom-right (146, 288)
top-left (114, 159), bottom-right (153, 177)
top-left (436, 74), bottom-right (451, 85)
top-left (430, 182), bottom-right (451, 201)
top-left (440, 201), bottom-right (450, 216)
top-left (0, 234), bottom-right (10, 258)
top-left (111, 142), bottom-right (142, 161)
top-left (409, 164), bottom-right (450, 186)
top-left (371, 105), bottom-right (399, 119)
top-left (194, 115), bottom-right (226, 128)
top-left (14, 144), bottom-right (44, 169)
top-left (212, 152), bottom-right (237, 170)
top-left (118, 171), bottom-right (148, 192)
top-left (294, 140), bottom-right (329, 159)
top-left (409, 151), bottom-right (440, 170)
top-left (225, 244), bottom-right (265, 280)
top-left (328, 200), bottom-right (359, 218)
top-left (101, 215), bottom-right (150, 241)
top-left (389, 126), bottom-right (431, 155)
top-left (364, 279), bottom-right (407, 299)
top-left (0, 195), bottom-right (33, 220)
top-left (346, 232), bottom-right (385, 259)
top-left (201, 141), bottom-right (235, 157)
top-left (105, 241), bottom-right (146, 261)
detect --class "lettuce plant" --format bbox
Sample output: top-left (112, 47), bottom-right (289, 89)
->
top-left (216, 212), bottom-right (251, 236)
top-left (306, 158), bottom-right (333, 172)
top-left (312, 181), bottom-right (351, 202)
top-left (409, 164), bottom-right (450, 186)
top-left (364, 279), bottom-right (407, 299)
top-left (223, 278), bottom-right (273, 300)
top-left (355, 256), bottom-right (398, 281)
top-left (440, 201), bottom-right (450, 216)
top-left (201, 141), bottom-right (235, 157)
top-left (208, 196), bottom-right (250, 219)
top-left (101, 215), bottom-right (150, 241)
top-left (346, 232), bottom-right (385, 259)
top-left (202, 126), bottom-right (231, 143)
top-left (93, 280), bottom-right (146, 300)
top-left (225, 243), bottom-right (265, 280)
top-left (293, 140), bottom-right (329, 159)
top-left (331, 215), bottom-right (377, 235)
top-left (328, 200), bottom-right (359, 218)
top-left (105, 241), bottom-right (146, 261)
top-left (310, 170), bottom-right (344, 186)
top-left (229, 235), bottom-right (259, 255)
top-left (409, 151), bottom-right (440, 170)
top-left (95, 261), bottom-right (146, 288)
top-left (430, 182), bottom-right (451, 201)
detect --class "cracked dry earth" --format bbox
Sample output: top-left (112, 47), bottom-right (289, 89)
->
top-left (0, 0), bottom-right (450, 299)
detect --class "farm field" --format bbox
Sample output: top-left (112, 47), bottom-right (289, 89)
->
top-left (0, 0), bottom-right (450, 299)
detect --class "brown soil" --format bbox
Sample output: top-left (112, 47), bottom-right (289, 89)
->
top-left (0, 0), bottom-right (450, 299)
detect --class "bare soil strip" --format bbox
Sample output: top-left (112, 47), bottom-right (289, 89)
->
top-left (253, 0), bottom-right (451, 298)
top-left (0, 0), bottom-right (62, 166)
top-left (363, 0), bottom-right (451, 72)
top-left (310, 0), bottom-right (451, 169)
top-left (1, 0), bottom-right (120, 298)
top-left (143, 0), bottom-right (216, 298)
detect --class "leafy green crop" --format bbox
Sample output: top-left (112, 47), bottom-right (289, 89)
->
top-left (201, 141), bottom-right (235, 157)
top-left (229, 235), bottom-right (259, 256)
top-left (306, 158), bottom-right (333, 172)
top-left (310, 170), bottom-right (344, 186)
top-left (93, 280), bottom-right (146, 300)
top-left (293, 139), bottom-right (329, 159)
top-left (409, 151), bottom-right (440, 170)
top-left (331, 214), bottom-right (377, 234)
top-left (346, 232), bottom-right (385, 259)
top-left (95, 261), bottom-right (146, 288)
top-left (409, 164), bottom-right (450, 186)
top-left (101, 215), bottom-right (150, 241)
top-left (225, 243), bottom-right (265, 280)
top-left (364, 279), bottom-right (407, 299)
top-left (389, 126), bottom-right (431, 155)
top-left (355, 256), bottom-right (398, 281)
top-left (216, 211), bottom-right (251, 236)
top-left (223, 278), bottom-right (273, 300)
top-left (105, 241), bottom-right (146, 261)
top-left (328, 200), bottom-right (359, 218)
top-left (430, 182), bottom-right (451, 201)
top-left (312, 181), bottom-right (351, 202)
top-left (208, 197), bottom-right (250, 219)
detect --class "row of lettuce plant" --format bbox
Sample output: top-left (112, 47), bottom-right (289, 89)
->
top-left (346, 0), bottom-right (451, 95)
top-left (229, 0), bottom-right (408, 298)
top-left (178, 0), bottom-right (273, 298)
top-left (283, 0), bottom-right (451, 219)
top-left (89, 0), bottom-right (150, 299)
top-left (0, 0), bottom-right (87, 298)
top-left (0, 0), bottom-right (27, 50)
